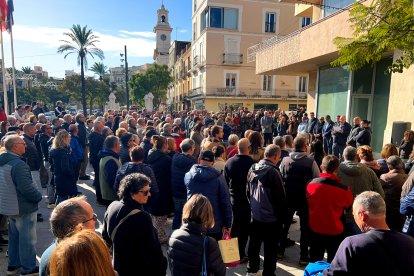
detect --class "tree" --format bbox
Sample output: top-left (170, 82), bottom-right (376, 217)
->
top-left (332, 0), bottom-right (414, 73)
top-left (21, 66), bottom-right (32, 74)
top-left (90, 62), bottom-right (108, 81)
top-left (57, 24), bottom-right (104, 115)
top-left (129, 63), bottom-right (172, 108)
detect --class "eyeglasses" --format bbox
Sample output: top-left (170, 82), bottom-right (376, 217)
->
top-left (82, 213), bottom-right (98, 224)
top-left (138, 189), bottom-right (151, 196)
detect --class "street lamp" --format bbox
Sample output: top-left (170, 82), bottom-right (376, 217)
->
top-left (120, 45), bottom-right (130, 110)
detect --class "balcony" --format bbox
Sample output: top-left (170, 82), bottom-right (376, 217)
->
top-left (188, 87), bottom-right (204, 98)
top-left (223, 53), bottom-right (243, 65)
top-left (202, 88), bottom-right (309, 99)
top-left (248, 2), bottom-right (356, 75)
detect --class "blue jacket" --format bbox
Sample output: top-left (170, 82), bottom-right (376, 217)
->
top-left (171, 153), bottom-right (197, 199)
top-left (185, 165), bottom-right (233, 233)
top-left (332, 122), bottom-right (351, 145)
top-left (0, 151), bottom-right (42, 215)
top-left (70, 135), bottom-right (83, 164)
top-left (322, 121), bottom-right (334, 139)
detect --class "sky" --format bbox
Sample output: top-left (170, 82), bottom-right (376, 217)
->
top-left (2, 0), bottom-right (192, 78)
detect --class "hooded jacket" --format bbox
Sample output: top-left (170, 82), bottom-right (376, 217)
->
top-left (0, 151), bottom-right (42, 215)
top-left (247, 159), bottom-right (288, 223)
top-left (147, 149), bottom-right (174, 216)
top-left (279, 151), bottom-right (320, 209)
top-left (185, 164), bottom-right (233, 233)
top-left (337, 160), bottom-right (385, 222)
top-left (171, 153), bottom-right (197, 199)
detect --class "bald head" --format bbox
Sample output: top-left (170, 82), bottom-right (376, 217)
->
top-left (238, 138), bottom-right (250, 155)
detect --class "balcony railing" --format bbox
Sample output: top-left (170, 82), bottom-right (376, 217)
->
top-left (203, 88), bottom-right (309, 98)
top-left (223, 53), bottom-right (243, 65)
top-left (188, 87), bottom-right (204, 98)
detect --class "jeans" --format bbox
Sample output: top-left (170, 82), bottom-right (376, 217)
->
top-left (172, 197), bottom-right (186, 230)
top-left (333, 143), bottom-right (345, 160)
top-left (323, 138), bottom-right (332, 155)
top-left (8, 211), bottom-right (37, 273)
top-left (247, 220), bottom-right (282, 276)
top-left (44, 161), bottom-right (55, 204)
top-left (263, 133), bottom-right (273, 146)
top-left (281, 207), bottom-right (310, 260)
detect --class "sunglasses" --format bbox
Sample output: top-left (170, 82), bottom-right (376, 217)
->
top-left (82, 213), bottom-right (98, 224)
top-left (138, 189), bottom-right (151, 196)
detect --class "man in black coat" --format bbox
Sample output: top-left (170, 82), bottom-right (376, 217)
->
top-left (170, 138), bottom-right (197, 230)
top-left (224, 138), bottom-right (255, 262)
top-left (76, 113), bottom-right (90, 180)
top-left (88, 120), bottom-right (106, 205)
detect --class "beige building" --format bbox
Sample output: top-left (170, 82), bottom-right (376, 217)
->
top-left (250, 0), bottom-right (413, 153)
top-left (186, 0), bottom-right (307, 112)
top-left (109, 64), bottom-right (152, 87)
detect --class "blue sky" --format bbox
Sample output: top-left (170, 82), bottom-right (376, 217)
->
top-left (2, 0), bottom-right (192, 78)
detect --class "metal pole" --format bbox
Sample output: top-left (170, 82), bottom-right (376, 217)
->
top-left (1, 30), bottom-right (8, 115)
top-left (10, 25), bottom-right (17, 108)
top-left (124, 45), bottom-right (130, 111)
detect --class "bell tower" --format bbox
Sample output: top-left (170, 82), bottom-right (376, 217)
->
top-left (153, 2), bottom-right (172, 65)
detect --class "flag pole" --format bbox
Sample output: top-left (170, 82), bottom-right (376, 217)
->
top-left (0, 28), bottom-right (8, 115)
top-left (9, 22), bottom-right (16, 108)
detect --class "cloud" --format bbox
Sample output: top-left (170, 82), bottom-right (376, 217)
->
top-left (9, 25), bottom-right (156, 58)
top-left (177, 29), bottom-right (188, 33)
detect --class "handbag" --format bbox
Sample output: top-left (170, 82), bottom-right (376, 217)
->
top-left (218, 233), bottom-right (240, 267)
top-left (110, 209), bottom-right (140, 241)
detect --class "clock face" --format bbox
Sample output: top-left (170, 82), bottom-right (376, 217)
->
top-left (161, 34), bottom-right (167, 41)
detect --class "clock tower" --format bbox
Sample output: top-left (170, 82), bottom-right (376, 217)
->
top-left (153, 3), bottom-right (172, 65)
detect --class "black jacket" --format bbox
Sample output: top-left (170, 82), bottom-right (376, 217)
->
top-left (171, 153), bottom-right (197, 199)
top-left (140, 139), bottom-right (152, 163)
top-left (355, 127), bottom-right (372, 147)
top-left (49, 147), bottom-right (77, 197)
top-left (168, 223), bottom-right (226, 276)
top-left (102, 199), bottom-right (167, 276)
top-left (115, 162), bottom-right (159, 213)
top-left (76, 120), bottom-right (87, 147)
top-left (224, 154), bottom-right (255, 207)
top-left (248, 159), bottom-right (288, 223)
top-left (88, 131), bottom-right (105, 165)
top-left (39, 133), bottom-right (52, 162)
top-left (119, 145), bottom-right (131, 164)
top-left (147, 149), bottom-right (174, 216)
top-left (22, 134), bottom-right (41, 171)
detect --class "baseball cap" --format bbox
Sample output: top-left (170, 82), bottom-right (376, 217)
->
top-left (200, 150), bottom-right (214, 162)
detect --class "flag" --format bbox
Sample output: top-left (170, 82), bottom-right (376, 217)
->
top-left (6, 0), bottom-right (12, 31)
top-left (0, 0), bottom-right (7, 32)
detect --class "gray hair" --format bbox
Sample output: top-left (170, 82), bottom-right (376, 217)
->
top-left (273, 136), bottom-right (285, 148)
top-left (104, 135), bottom-right (119, 150)
top-left (386, 155), bottom-right (404, 170)
top-left (163, 123), bottom-right (172, 132)
top-left (180, 138), bottom-right (195, 153)
top-left (49, 196), bottom-right (89, 240)
top-left (264, 144), bottom-right (281, 158)
top-left (343, 146), bottom-right (358, 161)
top-left (353, 191), bottom-right (386, 216)
top-left (4, 135), bottom-right (21, 151)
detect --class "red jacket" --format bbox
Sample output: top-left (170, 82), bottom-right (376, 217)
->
top-left (306, 173), bottom-right (353, 235)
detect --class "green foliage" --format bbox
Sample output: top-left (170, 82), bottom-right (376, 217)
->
top-left (129, 64), bottom-right (172, 108)
top-left (332, 0), bottom-right (414, 73)
top-left (90, 62), bottom-right (108, 80)
top-left (57, 24), bottom-right (104, 115)
top-left (21, 66), bottom-right (32, 74)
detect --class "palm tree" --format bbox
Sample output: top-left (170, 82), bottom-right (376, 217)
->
top-left (90, 62), bottom-right (108, 81)
top-left (21, 66), bottom-right (33, 74)
top-left (57, 24), bottom-right (104, 115)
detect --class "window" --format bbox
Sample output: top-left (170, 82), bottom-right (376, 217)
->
top-left (194, 0), bottom-right (197, 12)
top-left (199, 74), bottom-right (203, 88)
top-left (199, 42), bottom-right (203, 63)
top-left (265, 12), bottom-right (276, 33)
top-left (289, 104), bottom-right (307, 111)
top-left (298, 76), bottom-right (307, 93)
top-left (226, 73), bottom-right (237, 88)
top-left (202, 7), bottom-right (239, 30)
top-left (263, 75), bottom-right (272, 91)
top-left (193, 22), bottom-right (197, 40)
top-left (301, 17), bottom-right (312, 28)
top-left (323, 0), bottom-right (355, 17)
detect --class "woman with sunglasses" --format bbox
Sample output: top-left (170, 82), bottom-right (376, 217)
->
top-left (102, 173), bottom-right (167, 276)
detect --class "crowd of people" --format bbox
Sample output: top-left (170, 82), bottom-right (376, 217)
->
top-left (0, 101), bottom-right (414, 276)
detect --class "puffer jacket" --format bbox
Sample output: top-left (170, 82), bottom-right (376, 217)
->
top-left (119, 144), bottom-right (131, 164)
top-left (337, 160), bottom-right (385, 222)
top-left (171, 153), bottom-right (197, 199)
top-left (168, 223), bottom-right (226, 276)
top-left (185, 164), bottom-right (233, 233)
top-left (140, 139), bottom-right (152, 163)
top-left (0, 151), bottom-right (42, 215)
top-left (147, 149), bottom-right (174, 216)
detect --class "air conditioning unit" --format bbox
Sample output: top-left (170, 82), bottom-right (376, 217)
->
top-left (390, 121), bottom-right (411, 146)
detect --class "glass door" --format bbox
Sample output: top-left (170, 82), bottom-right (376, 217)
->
top-left (350, 95), bottom-right (372, 121)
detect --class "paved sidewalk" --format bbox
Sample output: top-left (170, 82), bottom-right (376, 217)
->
top-left (0, 167), bottom-right (305, 276)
